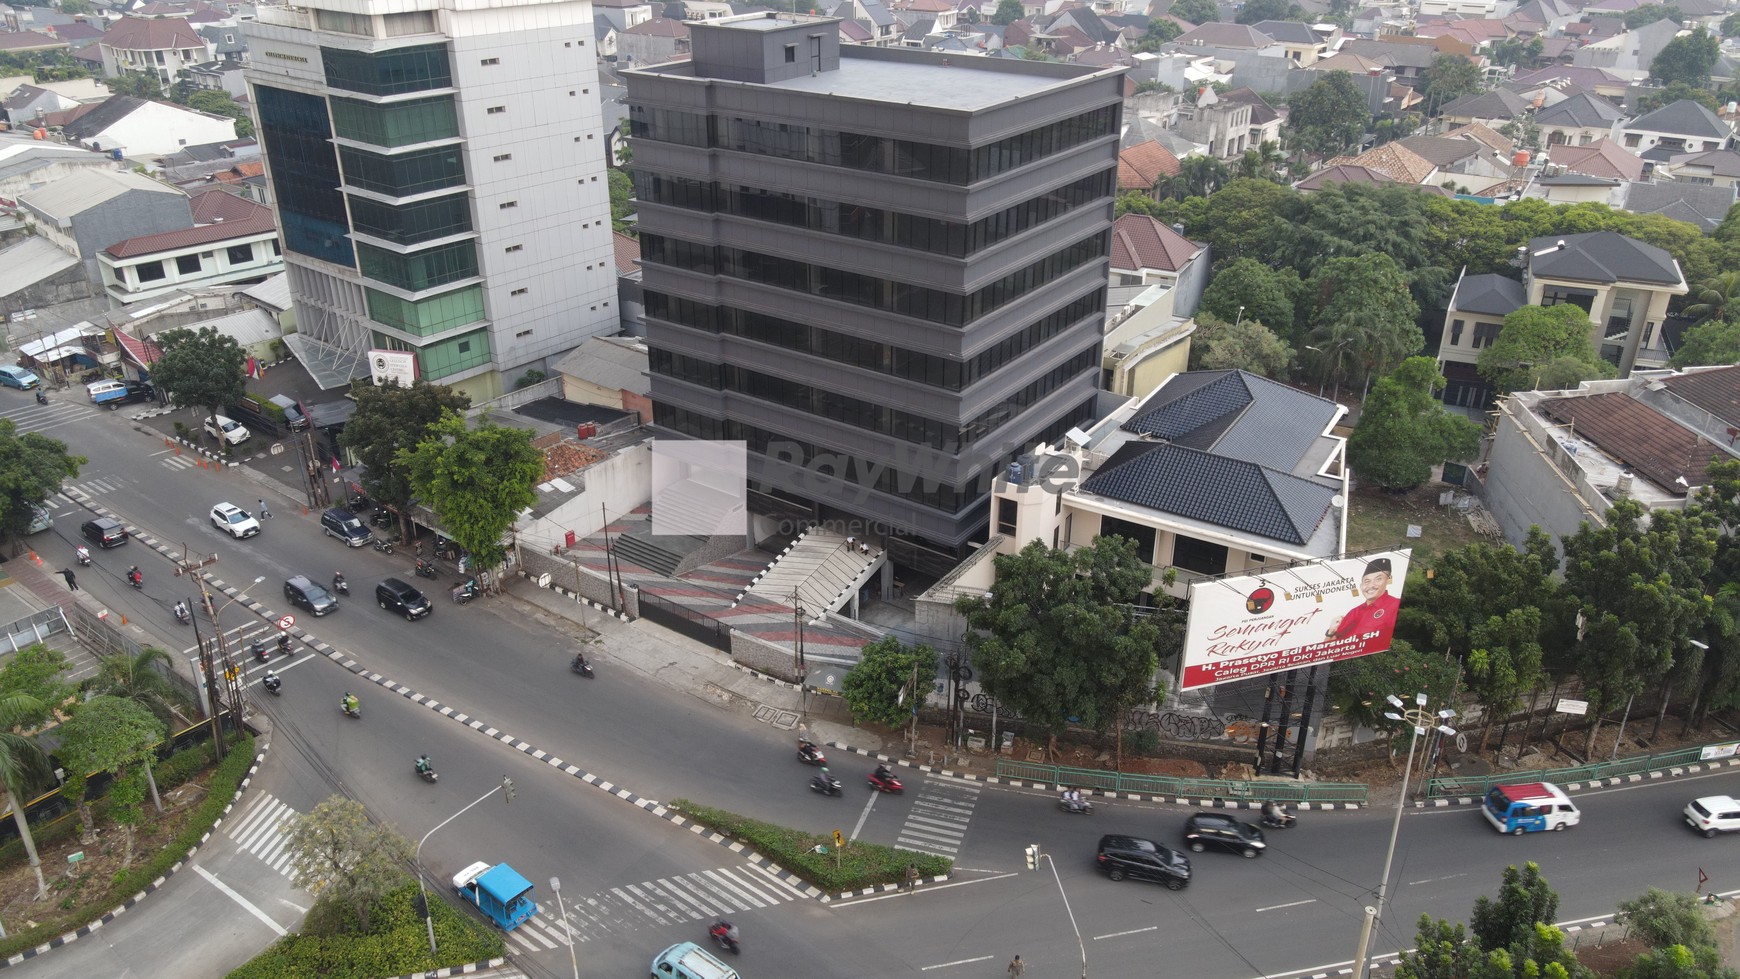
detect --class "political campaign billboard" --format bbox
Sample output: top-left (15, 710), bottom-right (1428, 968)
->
top-left (1179, 550), bottom-right (1412, 691)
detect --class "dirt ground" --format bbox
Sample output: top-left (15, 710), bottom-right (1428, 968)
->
top-left (0, 780), bottom-right (207, 936)
top-left (1344, 482), bottom-right (1495, 561)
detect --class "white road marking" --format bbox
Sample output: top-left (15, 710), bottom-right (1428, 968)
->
top-left (921, 955), bottom-right (995, 971)
top-left (1406, 874), bottom-right (1466, 886)
top-left (1093, 925), bottom-right (1159, 940)
top-left (851, 788), bottom-right (878, 839)
top-left (1255, 899), bottom-right (1318, 912)
top-left (194, 865), bottom-right (287, 936)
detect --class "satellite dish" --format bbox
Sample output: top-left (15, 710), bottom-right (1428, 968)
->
top-left (1332, 494), bottom-right (1346, 508)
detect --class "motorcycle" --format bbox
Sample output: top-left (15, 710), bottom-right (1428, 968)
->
top-left (75, 550), bottom-right (91, 568)
top-left (867, 770), bottom-right (904, 794)
top-left (332, 575), bottom-right (350, 596)
top-left (414, 560), bottom-right (438, 579)
top-left (277, 633), bottom-right (293, 657)
top-left (453, 578), bottom-right (478, 604)
top-left (1059, 797), bottom-right (1095, 815)
top-left (809, 772), bottom-right (842, 797)
top-left (34, 390), bottom-right (47, 406)
top-left (340, 700), bottom-right (361, 719)
top-left (127, 569), bottom-right (143, 590)
top-left (262, 674), bottom-right (282, 696)
top-left (571, 654), bottom-right (594, 678)
top-left (415, 763), bottom-right (439, 784)
top-left (252, 638), bottom-right (268, 664)
top-left (370, 508), bottom-right (393, 527)
top-left (708, 921), bottom-right (741, 954)
top-left (1260, 805), bottom-right (1297, 829)
top-left (371, 538), bottom-right (395, 555)
top-left (797, 740), bottom-right (826, 766)
top-left (173, 604), bottom-right (191, 626)
top-left (349, 495), bottom-right (372, 513)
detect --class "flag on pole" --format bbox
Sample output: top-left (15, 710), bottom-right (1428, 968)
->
top-left (331, 455), bottom-right (341, 474)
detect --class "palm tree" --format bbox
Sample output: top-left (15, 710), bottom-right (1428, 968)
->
top-left (1683, 271), bottom-right (1740, 326)
top-left (89, 648), bottom-right (193, 814)
top-left (0, 692), bottom-right (54, 901)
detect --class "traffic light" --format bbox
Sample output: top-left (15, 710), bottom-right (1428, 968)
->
top-left (1025, 844), bottom-right (1040, 870)
top-left (503, 776), bottom-right (515, 804)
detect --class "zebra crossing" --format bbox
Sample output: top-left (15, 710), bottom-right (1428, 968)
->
top-left (224, 792), bottom-right (301, 883)
top-left (505, 863), bottom-right (809, 952)
top-left (64, 475), bottom-right (130, 499)
top-left (895, 776), bottom-right (980, 857)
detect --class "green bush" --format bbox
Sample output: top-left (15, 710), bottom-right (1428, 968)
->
top-left (1127, 730), bottom-right (1161, 755)
top-left (0, 736), bottom-right (256, 961)
top-left (226, 881), bottom-right (505, 978)
top-left (153, 743), bottom-right (217, 791)
top-left (670, 799), bottom-right (951, 893)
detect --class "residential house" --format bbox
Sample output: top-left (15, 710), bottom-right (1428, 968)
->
top-left (1248, 20), bottom-right (1328, 65)
top-left (990, 369), bottom-right (1349, 600)
top-left (1545, 137), bottom-right (1645, 182)
top-left (1621, 181), bottom-right (1738, 233)
top-left (1219, 86), bottom-right (1282, 148)
top-left (1109, 213), bottom-right (1208, 316)
top-left (1672, 0), bottom-right (1730, 30)
top-left (1621, 99), bottom-right (1736, 163)
top-left (1438, 271), bottom-right (1526, 407)
top-left (1342, 36), bottom-right (1450, 89)
top-left (2, 83), bottom-right (78, 128)
top-left (56, 95), bottom-right (238, 158)
top-left (16, 167), bottom-right (191, 283)
top-left (1397, 131), bottom-right (1518, 195)
top-left (553, 334), bottom-right (652, 421)
top-left (1484, 368), bottom-right (1740, 547)
top-left (98, 16), bottom-right (211, 91)
top-left (1509, 64), bottom-right (1629, 99)
top-left (1299, 54), bottom-right (1403, 114)
top-left (1533, 89), bottom-right (1624, 146)
top-left (0, 139), bottom-right (120, 201)
top-left (1656, 148), bottom-right (1740, 187)
top-left (1571, 19), bottom-right (1679, 75)
top-left (1117, 139), bottom-right (1182, 191)
top-left (1172, 88), bottom-right (1251, 160)
top-left (677, 0), bottom-right (735, 21)
top-left (1173, 22), bottom-right (1281, 55)
top-left (1294, 163), bottom-right (1400, 191)
top-left (1417, 0), bottom-right (1500, 17)
top-left (591, 0), bottom-right (656, 34)
top-left (831, 0), bottom-right (900, 46)
top-left (1525, 231), bottom-right (1687, 373)
top-left (1437, 88), bottom-right (1532, 130)
top-left (1508, 0), bottom-right (1581, 36)
top-left (1528, 171), bottom-right (1624, 205)
top-left (0, 31), bottom-right (66, 55)
top-left (1327, 141), bottom-right (1439, 186)
top-left (97, 190), bottom-right (281, 303)
top-left (615, 17), bottom-right (691, 66)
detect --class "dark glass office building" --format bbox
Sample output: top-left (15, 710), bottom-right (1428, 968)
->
top-left (627, 13), bottom-right (1122, 573)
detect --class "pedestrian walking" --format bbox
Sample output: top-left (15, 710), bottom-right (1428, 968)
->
top-left (258, 499), bottom-right (272, 520)
top-left (1008, 955), bottom-right (1024, 976)
top-left (59, 568), bottom-right (77, 591)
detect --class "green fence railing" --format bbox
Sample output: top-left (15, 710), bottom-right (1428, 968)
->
top-left (1426, 741), bottom-right (1737, 799)
top-left (993, 759), bottom-right (1369, 805)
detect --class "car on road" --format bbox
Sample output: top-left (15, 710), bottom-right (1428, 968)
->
top-left (0, 365), bottom-right (40, 390)
top-left (26, 505), bottom-right (52, 535)
top-left (210, 502), bottom-right (261, 539)
top-left (80, 516), bottom-right (128, 547)
top-left (1183, 812), bottom-right (1266, 858)
top-left (203, 414), bottom-right (251, 446)
top-left (377, 577), bottom-right (432, 620)
top-left (1095, 834), bottom-right (1190, 889)
top-left (320, 507), bottom-right (372, 547)
top-left (87, 379), bottom-right (156, 407)
top-left (1685, 796), bottom-right (1740, 838)
top-left (284, 575), bottom-right (338, 616)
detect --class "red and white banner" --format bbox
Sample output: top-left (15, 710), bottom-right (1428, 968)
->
top-left (1179, 550), bottom-right (1412, 690)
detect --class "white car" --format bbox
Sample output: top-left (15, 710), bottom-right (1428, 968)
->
top-left (1686, 796), bottom-right (1740, 838)
top-left (204, 414), bottom-right (251, 446)
top-left (210, 502), bottom-right (261, 539)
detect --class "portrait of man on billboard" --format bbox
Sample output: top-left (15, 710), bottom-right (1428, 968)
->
top-left (1326, 557), bottom-right (1400, 642)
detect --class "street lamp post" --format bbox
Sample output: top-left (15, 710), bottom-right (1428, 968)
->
top-left (1353, 692), bottom-right (1456, 979)
top-left (416, 777), bottom-right (514, 955)
top-left (1024, 844), bottom-right (1088, 978)
top-left (549, 876), bottom-right (580, 979)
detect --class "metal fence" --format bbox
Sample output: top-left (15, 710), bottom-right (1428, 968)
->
top-left (1426, 742), bottom-right (1732, 799)
top-left (994, 759), bottom-right (1370, 804)
top-left (637, 591), bottom-right (731, 652)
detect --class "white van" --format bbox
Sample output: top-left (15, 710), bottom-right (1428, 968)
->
top-left (651, 942), bottom-right (739, 979)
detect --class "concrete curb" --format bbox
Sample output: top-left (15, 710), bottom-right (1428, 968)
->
top-left (1408, 756), bottom-right (1740, 807)
top-left (0, 746), bottom-right (270, 970)
top-left (517, 571), bottom-right (634, 622)
top-left (381, 957), bottom-right (511, 979)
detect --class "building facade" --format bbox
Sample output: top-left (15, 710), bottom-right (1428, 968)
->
top-left (243, 0), bottom-right (619, 395)
top-left (627, 12), bottom-right (1122, 573)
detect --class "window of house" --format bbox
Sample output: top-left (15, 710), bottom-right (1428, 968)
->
top-left (1103, 517), bottom-right (1157, 565)
top-left (1171, 534), bottom-right (1227, 576)
top-left (1643, 321), bottom-right (1656, 347)
top-left (493, 153), bottom-right (511, 162)
top-left (1473, 322), bottom-right (1501, 349)
top-left (1449, 319), bottom-right (1464, 346)
top-left (784, 43), bottom-right (797, 62)
top-left (505, 244), bottom-right (522, 253)
top-left (176, 254), bottom-right (203, 275)
top-left (996, 498), bottom-right (1016, 535)
top-left (500, 200), bottom-right (517, 209)
top-left (227, 244), bottom-right (253, 264)
top-left (481, 57), bottom-right (500, 65)
top-left (486, 105), bottom-right (505, 114)
top-left (511, 287), bottom-right (528, 295)
top-left (136, 261), bottom-right (166, 282)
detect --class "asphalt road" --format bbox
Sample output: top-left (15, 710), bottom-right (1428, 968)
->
top-left (14, 391), bottom-right (1740, 979)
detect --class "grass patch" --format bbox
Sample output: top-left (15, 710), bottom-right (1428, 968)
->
top-left (1344, 484), bottom-right (1489, 562)
top-left (226, 880), bottom-right (505, 979)
top-left (670, 798), bottom-right (951, 893)
top-left (0, 736), bottom-right (257, 961)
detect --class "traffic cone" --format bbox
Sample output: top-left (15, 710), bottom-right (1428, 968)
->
top-left (30, 550), bottom-right (41, 566)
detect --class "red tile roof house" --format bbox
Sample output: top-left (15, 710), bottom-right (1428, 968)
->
top-left (98, 191), bottom-right (282, 303)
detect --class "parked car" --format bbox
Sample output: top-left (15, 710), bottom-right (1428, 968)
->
top-left (284, 575), bottom-right (338, 616)
top-left (320, 507), bottom-right (372, 547)
top-left (80, 516), bottom-right (128, 547)
top-left (1095, 834), bottom-right (1190, 890)
top-left (204, 414), bottom-right (251, 446)
top-left (210, 502), bottom-right (261, 539)
top-left (25, 505), bottom-right (52, 535)
top-left (376, 577), bottom-right (431, 620)
top-left (1685, 796), bottom-right (1740, 838)
top-left (1183, 812), bottom-right (1266, 858)
top-left (0, 365), bottom-right (40, 390)
top-left (87, 379), bottom-right (156, 407)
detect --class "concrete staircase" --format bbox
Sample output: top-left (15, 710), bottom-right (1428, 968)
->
top-left (737, 528), bottom-right (884, 618)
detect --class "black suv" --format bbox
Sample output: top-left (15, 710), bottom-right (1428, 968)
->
top-left (1183, 812), bottom-right (1266, 858)
top-left (320, 508), bottom-right (372, 547)
top-left (80, 517), bottom-right (128, 547)
top-left (1095, 834), bottom-right (1190, 890)
top-left (376, 577), bottom-right (431, 620)
top-left (284, 575), bottom-right (338, 616)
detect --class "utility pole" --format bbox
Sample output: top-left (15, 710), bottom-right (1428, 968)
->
top-left (177, 547), bottom-right (233, 760)
top-left (790, 588), bottom-right (807, 715)
top-left (292, 428), bottom-right (330, 510)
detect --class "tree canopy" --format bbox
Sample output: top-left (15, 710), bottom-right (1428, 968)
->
top-left (1476, 304), bottom-right (1615, 395)
top-left (400, 411), bottom-right (543, 570)
top-left (1286, 72), bottom-right (1370, 157)
top-left (185, 89), bottom-right (253, 137)
top-left (840, 635), bottom-right (939, 729)
top-left (1346, 357), bottom-right (1481, 491)
top-left (285, 796), bottom-right (415, 932)
top-left (990, 0), bottom-right (1024, 24)
top-left (339, 380), bottom-right (471, 519)
top-left (1650, 27), bottom-right (1719, 86)
top-left (1421, 54), bottom-right (1484, 110)
top-left (103, 71), bottom-right (163, 98)
top-left (0, 419), bottom-right (83, 545)
top-left (1187, 312), bottom-right (1292, 377)
top-left (1170, 0), bottom-right (1219, 24)
top-left (1671, 318), bottom-right (1740, 369)
top-left (1198, 257), bottom-right (1302, 341)
top-left (1235, 0), bottom-right (1303, 23)
top-left (150, 326), bottom-right (248, 438)
top-left (56, 696), bottom-right (164, 864)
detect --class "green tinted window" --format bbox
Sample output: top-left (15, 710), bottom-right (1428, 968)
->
top-left (358, 240), bottom-right (478, 291)
top-left (348, 193), bottom-right (472, 245)
top-left (366, 284), bottom-right (484, 336)
top-left (331, 95), bottom-right (458, 147)
top-left (322, 44), bottom-right (451, 96)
